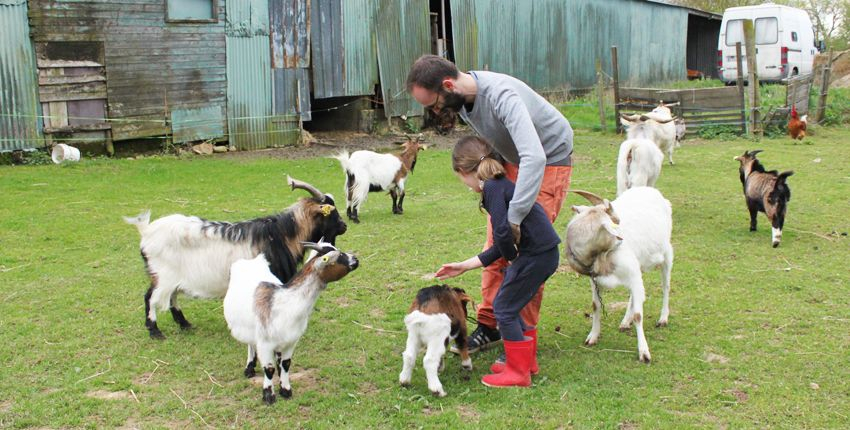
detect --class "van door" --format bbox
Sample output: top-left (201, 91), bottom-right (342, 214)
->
top-left (755, 16), bottom-right (782, 81)
top-left (721, 18), bottom-right (747, 82)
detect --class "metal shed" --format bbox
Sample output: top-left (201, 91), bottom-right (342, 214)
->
top-left (0, 0), bottom-right (41, 151)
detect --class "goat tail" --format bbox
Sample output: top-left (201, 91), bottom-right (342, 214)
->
top-left (616, 141), bottom-right (636, 196)
top-left (777, 170), bottom-right (794, 182)
top-left (404, 310), bottom-right (451, 337)
top-left (123, 210), bottom-right (151, 233)
top-left (331, 150), bottom-right (352, 173)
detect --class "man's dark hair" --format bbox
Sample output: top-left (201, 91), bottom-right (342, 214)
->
top-left (406, 55), bottom-right (459, 92)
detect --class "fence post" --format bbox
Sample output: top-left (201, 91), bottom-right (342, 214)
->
top-left (743, 20), bottom-right (761, 137)
top-left (596, 58), bottom-right (606, 132)
top-left (814, 49), bottom-right (832, 124)
top-left (735, 42), bottom-right (746, 135)
top-left (611, 46), bottom-right (621, 134)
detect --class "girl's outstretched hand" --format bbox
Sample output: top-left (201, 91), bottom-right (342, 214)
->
top-left (436, 263), bottom-right (467, 280)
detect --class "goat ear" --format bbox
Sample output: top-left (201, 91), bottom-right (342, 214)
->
top-left (619, 117), bottom-right (631, 127)
top-left (571, 205), bottom-right (589, 214)
top-left (602, 221), bottom-right (623, 241)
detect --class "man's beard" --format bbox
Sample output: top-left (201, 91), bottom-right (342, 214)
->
top-left (440, 90), bottom-right (466, 114)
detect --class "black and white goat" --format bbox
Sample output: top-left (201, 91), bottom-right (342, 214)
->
top-left (332, 136), bottom-right (426, 223)
top-left (565, 188), bottom-right (673, 363)
top-left (734, 150), bottom-right (793, 247)
top-left (224, 241), bottom-right (358, 404)
top-left (124, 176), bottom-right (347, 339)
top-left (399, 284), bottom-right (472, 397)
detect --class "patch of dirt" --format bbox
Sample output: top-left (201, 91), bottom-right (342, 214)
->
top-left (369, 307), bottom-right (386, 319)
top-left (251, 367), bottom-right (326, 394)
top-left (815, 50), bottom-right (850, 88)
top-left (456, 405), bottom-right (480, 422)
top-left (704, 352), bottom-right (730, 364)
top-left (608, 301), bottom-right (629, 312)
top-left (335, 296), bottom-right (353, 308)
top-left (86, 389), bottom-right (133, 400)
top-left (618, 421), bottom-right (639, 430)
top-left (116, 418), bottom-right (142, 430)
top-left (727, 389), bottom-right (749, 403)
top-left (221, 128), bottom-right (466, 161)
top-left (0, 400), bottom-right (12, 413)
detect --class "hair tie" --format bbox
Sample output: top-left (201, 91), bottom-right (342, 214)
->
top-left (479, 156), bottom-right (486, 162)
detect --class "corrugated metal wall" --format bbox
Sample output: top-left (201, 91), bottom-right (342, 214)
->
top-left (227, 0), bottom-right (294, 150)
top-left (342, 0), bottom-right (379, 97)
top-left (451, 0), bottom-right (687, 90)
top-left (271, 0), bottom-right (311, 121)
top-left (27, 0), bottom-right (227, 141)
top-left (376, 0), bottom-right (430, 118)
top-left (0, 0), bottom-right (41, 151)
top-left (311, 0), bottom-right (343, 99)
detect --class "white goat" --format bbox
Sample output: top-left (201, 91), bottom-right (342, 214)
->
top-left (616, 130), bottom-right (664, 196)
top-left (565, 187), bottom-right (673, 363)
top-left (332, 137), bottom-right (425, 223)
top-left (629, 102), bottom-right (678, 165)
top-left (224, 241), bottom-right (359, 404)
top-left (399, 284), bottom-right (472, 397)
top-left (124, 177), bottom-right (347, 339)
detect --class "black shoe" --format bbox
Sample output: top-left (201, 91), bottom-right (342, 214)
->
top-left (451, 324), bottom-right (501, 354)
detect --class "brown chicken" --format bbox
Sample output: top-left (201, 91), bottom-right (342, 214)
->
top-left (788, 105), bottom-right (807, 140)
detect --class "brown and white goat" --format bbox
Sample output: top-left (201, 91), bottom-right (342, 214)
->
top-left (734, 150), bottom-right (793, 247)
top-left (332, 136), bottom-right (426, 223)
top-left (124, 176), bottom-right (347, 339)
top-left (224, 241), bottom-right (359, 404)
top-left (399, 284), bottom-right (472, 397)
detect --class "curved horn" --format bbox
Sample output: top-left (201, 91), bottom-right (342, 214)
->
top-left (287, 175), bottom-right (325, 200)
top-left (620, 113), bottom-right (641, 121)
top-left (749, 149), bottom-right (764, 157)
top-left (643, 112), bottom-right (675, 123)
top-left (573, 190), bottom-right (605, 206)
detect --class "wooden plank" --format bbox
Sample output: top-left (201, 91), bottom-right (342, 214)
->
top-left (38, 81), bottom-right (107, 102)
top-left (39, 75), bottom-right (106, 85)
top-left (44, 123), bottom-right (111, 134)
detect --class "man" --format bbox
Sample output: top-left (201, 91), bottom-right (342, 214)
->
top-left (406, 55), bottom-right (573, 364)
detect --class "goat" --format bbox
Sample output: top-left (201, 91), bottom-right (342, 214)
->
top-left (399, 284), bottom-right (472, 397)
top-left (124, 176), bottom-right (347, 339)
top-left (734, 150), bottom-right (793, 247)
top-left (616, 121), bottom-right (664, 196)
top-left (674, 117), bottom-right (686, 147)
top-left (332, 136), bottom-right (426, 223)
top-left (224, 241), bottom-right (359, 404)
top-left (565, 187), bottom-right (673, 363)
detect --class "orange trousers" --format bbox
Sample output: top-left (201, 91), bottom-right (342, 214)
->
top-left (477, 163), bottom-right (572, 329)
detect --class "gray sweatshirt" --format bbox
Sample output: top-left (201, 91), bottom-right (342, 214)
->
top-left (459, 71), bottom-right (573, 226)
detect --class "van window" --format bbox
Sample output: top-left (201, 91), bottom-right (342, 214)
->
top-left (725, 19), bottom-right (744, 46)
top-left (791, 31), bottom-right (798, 42)
top-left (755, 17), bottom-right (778, 44)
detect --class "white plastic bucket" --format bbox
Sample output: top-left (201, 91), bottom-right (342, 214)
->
top-left (51, 144), bottom-right (81, 164)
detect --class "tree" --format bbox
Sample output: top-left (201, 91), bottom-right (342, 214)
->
top-left (799, 0), bottom-right (849, 50)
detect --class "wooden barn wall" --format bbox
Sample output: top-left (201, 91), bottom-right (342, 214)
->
top-left (28, 0), bottom-right (227, 141)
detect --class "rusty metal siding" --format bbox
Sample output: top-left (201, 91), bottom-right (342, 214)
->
top-left (342, 0), bottom-right (378, 96)
top-left (270, 0), bottom-right (310, 69)
top-left (273, 68), bottom-right (311, 121)
top-left (451, 0), bottom-right (687, 91)
top-left (27, 0), bottom-right (227, 141)
top-left (1, 0), bottom-right (41, 151)
top-left (310, 0), bottom-right (343, 99)
top-left (376, 0), bottom-right (429, 118)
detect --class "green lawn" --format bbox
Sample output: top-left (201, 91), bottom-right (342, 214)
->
top-left (1, 126), bottom-right (848, 429)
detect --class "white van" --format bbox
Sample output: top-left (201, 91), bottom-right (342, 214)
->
top-left (717, 3), bottom-right (817, 84)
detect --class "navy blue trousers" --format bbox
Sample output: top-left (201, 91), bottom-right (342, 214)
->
top-left (493, 246), bottom-right (560, 341)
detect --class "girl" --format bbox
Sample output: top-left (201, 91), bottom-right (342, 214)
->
top-left (436, 136), bottom-right (561, 388)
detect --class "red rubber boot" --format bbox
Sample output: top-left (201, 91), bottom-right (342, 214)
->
top-left (489, 328), bottom-right (538, 375)
top-left (481, 338), bottom-right (533, 388)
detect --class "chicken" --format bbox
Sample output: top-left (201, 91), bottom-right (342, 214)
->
top-left (788, 105), bottom-right (807, 140)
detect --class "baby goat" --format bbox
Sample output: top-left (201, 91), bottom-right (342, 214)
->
top-left (617, 115), bottom-right (664, 196)
top-left (124, 176), bottom-right (346, 339)
top-left (332, 136), bottom-right (426, 223)
top-left (224, 241), bottom-right (359, 404)
top-left (734, 150), bottom-right (793, 247)
top-left (565, 187), bottom-right (673, 363)
top-left (399, 284), bottom-right (472, 397)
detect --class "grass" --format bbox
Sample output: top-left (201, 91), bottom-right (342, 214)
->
top-left (1, 125), bottom-right (849, 429)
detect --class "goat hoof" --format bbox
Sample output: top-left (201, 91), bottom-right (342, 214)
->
top-left (772, 241), bottom-right (780, 248)
top-left (750, 227), bottom-right (757, 232)
top-left (279, 387), bottom-right (292, 399)
top-left (656, 320), bottom-right (668, 328)
top-left (244, 367), bottom-right (256, 378)
top-left (639, 352), bottom-right (652, 364)
top-left (399, 381), bottom-right (411, 387)
top-left (618, 325), bottom-right (631, 332)
top-left (178, 322), bottom-right (193, 331)
top-left (431, 389), bottom-right (447, 398)
top-left (584, 338), bottom-right (598, 346)
top-left (149, 330), bottom-right (165, 340)
top-left (262, 388), bottom-right (276, 405)
top-left (350, 218), bottom-right (360, 224)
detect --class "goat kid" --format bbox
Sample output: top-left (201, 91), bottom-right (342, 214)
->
top-left (224, 241), bottom-right (358, 404)
top-left (565, 188), bottom-right (674, 363)
top-left (124, 176), bottom-right (346, 339)
top-left (332, 136), bottom-right (426, 223)
top-left (399, 284), bottom-right (472, 397)
top-left (734, 150), bottom-right (793, 247)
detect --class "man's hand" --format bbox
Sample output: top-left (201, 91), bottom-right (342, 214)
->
top-left (510, 223), bottom-right (521, 245)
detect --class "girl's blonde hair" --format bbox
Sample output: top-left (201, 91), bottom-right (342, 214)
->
top-left (452, 136), bottom-right (505, 181)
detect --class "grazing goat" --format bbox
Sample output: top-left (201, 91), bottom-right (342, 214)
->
top-left (224, 241), bottom-right (359, 404)
top-left (734, 150), bottom-right (793, 247)
top-left (332, 136), bottom-right (426, 223)
top-left (565, 187), bottom-right (673, 363)
top-left (616, 117), bottom-right (664, 196)
top-left (399, 284), bottom-right (472, 397)
top-left (124, 176), bottom-right (347, 339)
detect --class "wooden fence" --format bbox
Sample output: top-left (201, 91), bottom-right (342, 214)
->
top-left (616, 86), bottom-right (746, 135)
